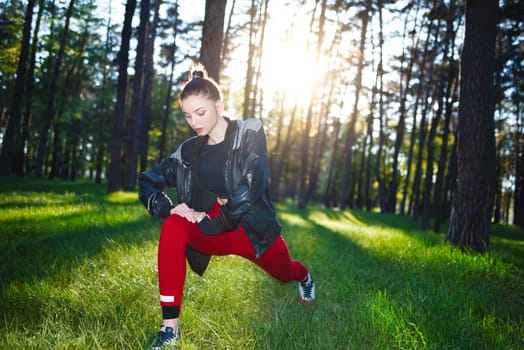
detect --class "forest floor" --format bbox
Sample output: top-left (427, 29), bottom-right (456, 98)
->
top-left (0, 177), bottom-right (523, 349)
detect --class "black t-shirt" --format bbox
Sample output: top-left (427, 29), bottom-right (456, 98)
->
top-left (198, 141), bottom-right (228, 197)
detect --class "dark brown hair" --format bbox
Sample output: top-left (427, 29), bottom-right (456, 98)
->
top-left (180, 63), bottom-right (222, 102)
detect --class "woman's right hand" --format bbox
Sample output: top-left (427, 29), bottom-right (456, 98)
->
top-left (170, 203), bottom-right (207, 223)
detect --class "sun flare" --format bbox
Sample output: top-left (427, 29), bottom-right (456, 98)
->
top-left (259, 6), bottom-right (328, 110)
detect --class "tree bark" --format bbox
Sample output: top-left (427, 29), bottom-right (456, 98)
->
top-left (159, 1), bottom-right (179, 163)
top-left (410, 3), bottom-right (439, 220)
top-left (0, 0), bottom-right (36, 176)
top-left (447, 0), bottom-right (498, 252)
top-left (138, 0), bottom-right (162, 173)
top-left (298, 0), bottom-right (327, 209)
top-left (221, 0), bottom-right (236, 63)
top-left (512, 32), bottom-right (524, 227)
top-left (107, 0), bottom-right (137, 192)
top-left (375, 4), bottom-right (387, 212)
top-left (364, 73), bottom-right (379, 211)
top-left (242, 0), bottom-right (258, 119)
top-left (272, 101), bottom-right (298, 201)
top-left (20, 0), bottom-right (44, 175)
top-left (426, 2), bottom-right (460, 232)
top-left (339, 4), bottom-right (368, 210)
top-left (34, 0), bottom-right (75, 178)
top-left (95, 2), bottom-right (114, 184)
top-left (385, 3), bottom-right (419, 213)
top-left (123, 0), bottom-right (149, 191)
top-left (200, 0), bottom-right (226, 81)
top-left (399, 3), bottom-right (422, 215)
top-left (323, 117), bottom-right (342, 207)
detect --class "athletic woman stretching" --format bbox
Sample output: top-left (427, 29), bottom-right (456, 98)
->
top-left (139, 64), bottom-right (315, 349)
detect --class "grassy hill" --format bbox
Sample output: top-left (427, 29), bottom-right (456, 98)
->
top-left (1, 177), bottom-right (522, 349)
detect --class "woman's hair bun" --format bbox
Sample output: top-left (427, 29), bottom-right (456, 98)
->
top-left (192, 70), bottom-right (205, 79)
top-left (190, 63), bottom-right (207, 80)
top-left (181, 62), bottom-right (222, 101)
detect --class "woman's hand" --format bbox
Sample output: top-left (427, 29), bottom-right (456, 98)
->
top-left (170, 203), bottom-right (207, 223)
top-left (217, 197), bottom-right (228, 206)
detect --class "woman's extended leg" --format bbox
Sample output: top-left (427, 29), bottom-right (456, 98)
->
top-left (243, 234), bottom-right (309, 283)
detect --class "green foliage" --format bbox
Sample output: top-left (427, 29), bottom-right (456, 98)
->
top-left (0, 1), bottom-right (24, 109)
top-left (0, 178), bottom-right (522, 349)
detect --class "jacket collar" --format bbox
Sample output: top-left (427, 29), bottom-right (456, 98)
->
top-left (182, 117), bottom-right (237, 162)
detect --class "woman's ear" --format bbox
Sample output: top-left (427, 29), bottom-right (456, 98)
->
top-left (215, 100), bottom-right (224, 115)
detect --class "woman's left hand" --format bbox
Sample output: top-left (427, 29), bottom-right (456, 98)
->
top-left (171, 203), bottom-right (207, 223)
top-left (217, 197), bottom-right (228, 206)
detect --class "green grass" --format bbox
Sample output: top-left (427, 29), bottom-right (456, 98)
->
top-left (0, 177), bottom-right (523, 349)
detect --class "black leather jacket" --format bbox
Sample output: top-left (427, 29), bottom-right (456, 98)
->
top-left (138, 118), bottom-right (281, 275)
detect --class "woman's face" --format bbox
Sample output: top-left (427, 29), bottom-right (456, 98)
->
top-left (180, 94), bottom-right (224, 137)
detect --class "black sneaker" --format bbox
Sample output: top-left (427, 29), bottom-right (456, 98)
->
top-left (299, 273), bottom-right (315, 303)
top-left (150, 326), bottom-right (181, 350)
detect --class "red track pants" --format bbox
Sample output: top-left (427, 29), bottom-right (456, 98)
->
top-left (158, 203), bottom-right (308, 310)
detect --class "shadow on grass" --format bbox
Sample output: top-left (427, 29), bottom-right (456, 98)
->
top-left (0, 177), bottom-right (160, 293)
top-left (262, 203), bottom-right (523, 349)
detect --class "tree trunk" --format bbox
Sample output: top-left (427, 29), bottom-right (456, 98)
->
top-left (34, 0), bottom-right (75, 178)
top-left (375, 5), bottom-right (387, 212)
top-left (307, 26), bottom-right (341, 204)
top-left (433, 70), bottom-right (458, 232)
top-left (512, 39), bottom-right (524, 227)
top-left (269, 92), bottom-right (286, 200)
top-left (421, 7), bottom-right (444, 230)
top-left (493, 143), bottom-right (503, 224)
top-left (427, 1), bottom-right (459, 231)
top-left (364, 71), bottom-right (379, 211)
top-left (95, 3), bottom-right (114, 184)
top-left (200, 0), bottom-right (226, 81)
top-left (138, 0), bottom-right (162, 173)
top-left (512, 100), bottom-right (523, 226)
top-left (323, 117), bottom-right (342, 207)
top-left (20, 0), bottom-right (44, 175)
top-left (123, 0), bottom-right (149, 191)
top-left (432, 76), bottom-right (457, 231)
top-left (306, 99), bottom-right (330, 203)
top-left (51, 24), bottom-right (87, 180)
top-left (221, 0), bottom-right (236, 63)
top-left (410, 3), bottom-right (439, 220)
top-left (107, 0), bottom-right (137, 192)
top-left (401, 90), bottom-right (421, 215)
top-left (273, 101), bottom-right (298, 201)
top-left (159, 1), bottom-right (179, 163)
top-left (385, 4), bottom-right (419, 213)
top-left (443, 137), bottom-right (458, 220)
top-left (447, 0), bottom-right (498, 252)
top-left (298, 0), bottom-right (327, 209)
top-left (0, 0), bottom-right (36, 176)
top-left (251, 0), bottom-right (269, 121)
top-left (242, 0), bottom-right (258, 119)
top-left (399, 3), bottom-right (422, 215)
top-left (339, 4), bottom-right (368, 210)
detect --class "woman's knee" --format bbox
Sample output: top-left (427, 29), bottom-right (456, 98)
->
top-left (162, 214), bottom-right (189, 229)
top-left (160, 215), bottom-right (192, 241)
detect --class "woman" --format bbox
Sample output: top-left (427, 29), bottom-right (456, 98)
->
top-left (139, 64), bottom-right (315, 349)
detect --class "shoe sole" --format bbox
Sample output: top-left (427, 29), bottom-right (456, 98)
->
top-left (298, 298), bottom-right (314, 304)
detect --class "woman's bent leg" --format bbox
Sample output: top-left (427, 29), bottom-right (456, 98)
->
top-left (158, 214), bottom-right (197, 319)
top-left (158, 211), bottom-right (239, 319)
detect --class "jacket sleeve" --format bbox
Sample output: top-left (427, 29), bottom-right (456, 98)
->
top-left (138, 154), bottom-right (178, 219)
top-left (199, 119), bottom-right (268, 234)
